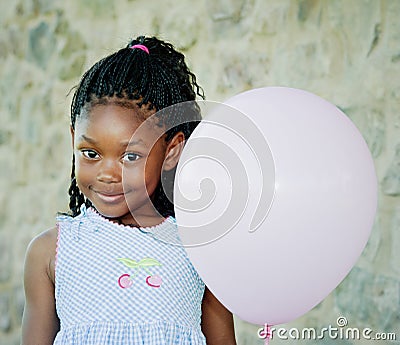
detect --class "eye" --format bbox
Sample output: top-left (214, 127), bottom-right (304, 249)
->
top-left (123, 152), bottom-right (140, 162)
top-left (81, 149), bottom-right (100, 160)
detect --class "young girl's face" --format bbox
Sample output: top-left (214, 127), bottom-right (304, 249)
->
top-left (72, 103), bottom-right (178, 225)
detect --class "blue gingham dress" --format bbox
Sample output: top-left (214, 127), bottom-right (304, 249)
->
top-left (54, 205), bottom-right (206, 345)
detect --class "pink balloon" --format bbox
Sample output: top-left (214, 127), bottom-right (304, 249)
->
top-left (174, 87), bottom-right (377, 325)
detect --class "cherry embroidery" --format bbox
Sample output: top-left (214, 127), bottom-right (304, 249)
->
top-left (117, 257), bottom-right (162, 288)
top-left (118, 274), bottom-right (133, 289)
top-left (146, 275), bottom-right (162, 288)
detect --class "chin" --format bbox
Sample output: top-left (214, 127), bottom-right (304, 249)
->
top-left (90, 203), bottom-right (129, 220)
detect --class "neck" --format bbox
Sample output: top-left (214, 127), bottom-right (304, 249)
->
top-left (108, 211), bottom-right (166, 228)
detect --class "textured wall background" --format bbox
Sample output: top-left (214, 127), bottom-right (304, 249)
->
top-left (1, 0), bottom-right (399, 344)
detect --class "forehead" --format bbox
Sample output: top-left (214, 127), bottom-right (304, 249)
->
top-left (79, 96), bottom-right (156, 122)
top-left (75, 103), bottom-right (164, 143)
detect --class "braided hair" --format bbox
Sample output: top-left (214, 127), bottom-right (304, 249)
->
top-left (68, 36), bottom-right (204, 217)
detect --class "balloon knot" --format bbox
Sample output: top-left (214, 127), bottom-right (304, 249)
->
top-left (258, 324), bottom-right (272, 344)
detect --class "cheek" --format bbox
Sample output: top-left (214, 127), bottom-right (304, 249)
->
top-left (146, 145), bottom-right (167, 175)
top-left (122, 163), bottom-right (161, 196)
top-left (144, 157), bottom-right (164, 186)
top-left (74, 155), bottom-right (95, 185)
top-left (122, 164), bottom-right (146, 189)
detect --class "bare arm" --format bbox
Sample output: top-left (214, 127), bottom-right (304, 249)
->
top-left (201, 286), bottom-right (236, 345)
top-left (21, 227), bottom-right (60, 345)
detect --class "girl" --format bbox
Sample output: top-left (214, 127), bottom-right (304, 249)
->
top-left (21, 36), bottom-right (236, 345)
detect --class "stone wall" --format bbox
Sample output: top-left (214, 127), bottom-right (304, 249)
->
top-left (1, 0), bottom-right (399, 344)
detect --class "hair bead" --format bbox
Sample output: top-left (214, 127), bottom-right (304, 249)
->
top-left (130, 44), bottom-right (150, 54)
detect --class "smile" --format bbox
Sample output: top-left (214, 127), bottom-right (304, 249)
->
top-left (94, 191), bottom-right (126, 204)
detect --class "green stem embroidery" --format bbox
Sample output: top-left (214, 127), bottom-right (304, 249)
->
top-left (117, 257), bottom-right (163, 287)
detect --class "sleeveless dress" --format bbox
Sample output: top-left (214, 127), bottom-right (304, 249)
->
top-left (54, 205), bottom-right (206, 345)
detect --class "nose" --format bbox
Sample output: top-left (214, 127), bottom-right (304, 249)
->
top-left (97, 159), bottom-right (121, 183)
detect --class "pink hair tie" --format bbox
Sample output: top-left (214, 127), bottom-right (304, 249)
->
top-left (130, 44), bottom-right (149, 54)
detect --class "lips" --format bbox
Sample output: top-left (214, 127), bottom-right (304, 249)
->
top-left (93, 190), bottom-right (126, 203)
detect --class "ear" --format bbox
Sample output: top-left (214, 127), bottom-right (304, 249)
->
top-left (163, 132), bottom-right (185, 171)
top-left (70, 125), bottom-right (75, 148)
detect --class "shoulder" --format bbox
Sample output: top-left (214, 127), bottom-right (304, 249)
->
top-left (25, 226), bottom-right (58, 284)
top-left (26, 226), bottom-right (58, 258)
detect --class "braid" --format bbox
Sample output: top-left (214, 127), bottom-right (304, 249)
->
top-left (67, 156), bottom-right (85, 216)
top-left (67, 36), bottom-right (204, 217)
